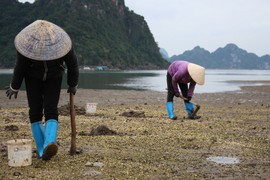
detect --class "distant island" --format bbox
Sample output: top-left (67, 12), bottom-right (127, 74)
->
top-left (160, 43), bottom-right (270, 69)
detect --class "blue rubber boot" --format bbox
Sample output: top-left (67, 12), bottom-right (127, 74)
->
top-left (31, 121), bottom-right (44, 158)
top-left (184, 102), bottom-right (194, 117)
top-left (185, 102), bottom-right (201, 119)
top-left (166, 102), bottom-right (177, 120)
top-left (39, 122), bottom-right (45, 135)
top-left (42, 119), bottom-right (58, 160)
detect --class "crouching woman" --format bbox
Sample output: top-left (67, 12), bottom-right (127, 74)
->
top-left (166, 60), bottom-right (205, 120)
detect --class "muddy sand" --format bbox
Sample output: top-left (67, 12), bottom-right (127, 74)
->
top-left (0, 85), bottom-right (269, 179)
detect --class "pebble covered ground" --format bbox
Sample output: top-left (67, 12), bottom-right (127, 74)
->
top-left (0, 84), bottom-right (269, 179)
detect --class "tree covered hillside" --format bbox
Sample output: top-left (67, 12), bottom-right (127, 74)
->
top-left (0, 0), bottom-right (168, 69)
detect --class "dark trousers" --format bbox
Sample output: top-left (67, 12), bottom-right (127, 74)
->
top-left (25, 75), bottom-right (62, 123)
top-left (167, 72), bottom-right (188, 102)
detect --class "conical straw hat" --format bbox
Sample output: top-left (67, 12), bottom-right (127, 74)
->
top-left (14, 20), bottom-right (72, 61)
top-left (187, 63), bottom-right (205, 85)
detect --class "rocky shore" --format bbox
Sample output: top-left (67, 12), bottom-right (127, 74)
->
top-left (0, 84), bottom-right (269, 179)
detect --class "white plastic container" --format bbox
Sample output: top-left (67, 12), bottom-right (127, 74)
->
top-left (86, 103), bottom-right (98, 114)
top-left (7, 139), bottom-right (32, 167)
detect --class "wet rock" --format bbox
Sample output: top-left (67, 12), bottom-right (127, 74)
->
top-left (121, 110), bottom-right (145, 117)
top-left (0, 143), bottom-right (7, 157)
top-left (210, 137), bottom-right (217, 143)
top-left (79, 125), bottom-right (117, 136)
top-left (13, 172), bottom-right (22, 176)
top-left (5, 125), bottom-right (19, 131)
top-left (85, 162), bottom-right (104, 168)
top-left (207, 156), bottom-right (240, 164)
top-left (69, 148), bottom-right (83, 155)
top-left (90, 125), bottom-right (117, 136)
top-left (80, 170), bottom-right (102, 178)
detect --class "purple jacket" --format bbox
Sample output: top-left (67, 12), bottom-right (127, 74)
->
top-left (167, 60), bottom-right (196, 97)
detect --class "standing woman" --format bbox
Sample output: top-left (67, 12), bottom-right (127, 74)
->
top-left (166, 60), bottom-right (205, 120)
top-left (6, 20), bottom-right (79, 160)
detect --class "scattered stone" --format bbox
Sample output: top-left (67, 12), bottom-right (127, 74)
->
top-left (13, 172), bottom-right (22, 176)
top-left (121, 110), bottom-right (145, 118)
top-left (90, 125), bottom-right (117, 136)
top-left (80, 170), bottom-right (102, 178)
top-left (78, 131), bottom-right (90, 136)
top-left (5, 125), bottom-right (19, 131)
top-left (0, 143), bottom-right (7, 157)
top-left (69, 149), bottom-right (83, 155)
top-left (85, 162), bottom-right (104, 168)
top-left (75, 149), bottom-right (83, 154)
top-left (79, 125), bottom-right (117, 136)
top-left (85, 162), bottom-right (92, 167)
top-left (207, 156), bottom-right (240, 164)
top-left (210, 137), bottom-right (217, 144)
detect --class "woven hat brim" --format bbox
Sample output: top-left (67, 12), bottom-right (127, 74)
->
top-left (187, 63), bottom-right (205, 85)
top-left (14, 20), bottom-right (72, 61)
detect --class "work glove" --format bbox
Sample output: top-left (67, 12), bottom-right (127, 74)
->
top-left (67, 86), bottom-right (77, 95)
top-left (5, 86), bottom-right (19, 99)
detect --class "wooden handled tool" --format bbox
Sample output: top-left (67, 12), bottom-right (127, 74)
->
top-left (69, 93), bottom-right (76, 155)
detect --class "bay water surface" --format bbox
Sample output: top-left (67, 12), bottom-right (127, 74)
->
top-left (1, 69), bottom-right (269, 93)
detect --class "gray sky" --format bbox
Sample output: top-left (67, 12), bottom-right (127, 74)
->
top-left (125, 0), bottom-right (270, 57)
top-left (19, 0), bottom-right (270, 56)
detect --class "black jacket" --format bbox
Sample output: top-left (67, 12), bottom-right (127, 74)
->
top-left (11, 47), bottom-right (79, 90)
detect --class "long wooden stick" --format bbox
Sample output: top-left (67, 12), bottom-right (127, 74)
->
top-left (69, 93), bottom-right (76, 155)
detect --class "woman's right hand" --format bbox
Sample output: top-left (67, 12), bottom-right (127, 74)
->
top-left (5, 86), bottom-right (19, 99)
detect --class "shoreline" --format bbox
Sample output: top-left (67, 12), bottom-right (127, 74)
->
top-left (1, 84), bottom-right (270, 108)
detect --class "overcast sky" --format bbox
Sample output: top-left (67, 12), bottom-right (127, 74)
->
top-left (125, 0), bottom-right (270, 56)
top-left (19, 0), bottom-right (270, 56)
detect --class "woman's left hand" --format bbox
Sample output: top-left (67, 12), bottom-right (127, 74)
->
top-left (67, 86), bottom-right (77, 95)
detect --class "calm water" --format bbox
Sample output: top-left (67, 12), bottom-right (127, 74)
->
top-left (1, 69), bottom-right (270, 93)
